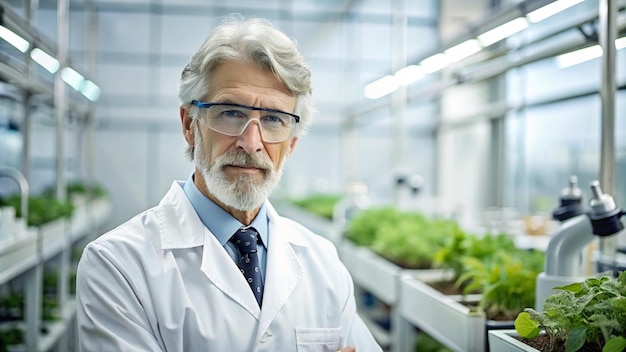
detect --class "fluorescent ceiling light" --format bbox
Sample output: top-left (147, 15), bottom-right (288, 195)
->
top-left (444, 39), bottom-right (483, 63)
top-left (395, 65), bottom-right (424, 86)
top-left (61, 67), bottom-right (85, 91)
top-left (364, 75), bottom-right (399, 99)
top-left (80, 80), bottom-right (101, 102)
top-left (477, 17), bottom-right (529, 47)
top-left (556, 36), bottom-right (626, 68)
top-left (30, 48), bottom-right (60, 73)
top-left (556, 45), bottom-right (602, 68)
top-left (420, 53), bottom-right (450, 74)
top-left (0, 25), bottom-right (29, 53)
top-left (527, 0), bottom-right (584, 23)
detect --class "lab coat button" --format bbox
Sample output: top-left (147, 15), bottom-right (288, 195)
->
top-left (260, 332), bottom-right (272, 343)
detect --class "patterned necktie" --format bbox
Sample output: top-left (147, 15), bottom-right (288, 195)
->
top-left (230, 227), bottom-right (263, 306)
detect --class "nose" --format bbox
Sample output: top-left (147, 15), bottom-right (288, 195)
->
top-left (236, 119), bottom-right (264, 154)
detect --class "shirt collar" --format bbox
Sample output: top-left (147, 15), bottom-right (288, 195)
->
top-left (182, 173), bottom-right (268, 248)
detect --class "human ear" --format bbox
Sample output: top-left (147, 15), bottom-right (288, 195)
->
top-left (287, 136), bottom-right (298, 156)
top-left (180, 105), bottom-right (195, 146)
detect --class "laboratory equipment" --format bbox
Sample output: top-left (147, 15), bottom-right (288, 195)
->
top-left (535, 178), bottom-right (625, 311)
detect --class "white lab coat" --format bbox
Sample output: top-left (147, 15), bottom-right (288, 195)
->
top-left (76, 181), bottom-right (382, 352)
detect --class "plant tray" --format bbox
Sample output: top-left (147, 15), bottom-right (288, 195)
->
top-left (399, 273), bottom-right (487, 352)
top-left (70, 202), bottom-right (90, 241)
top-left (340, 240), bottom-right (402, 304)
top-left (40, 219), bottom-right (67, 261)
top-left (488, 330), bottom-right (540, 352)
top-left (0, 228), bottom-right (38, 285)
top-left (91, 198), bottom-right (112, 228)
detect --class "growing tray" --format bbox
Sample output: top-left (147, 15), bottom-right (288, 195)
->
top-left (0, 228), bottom-right (38, 285)
top-left (90, 198), bottom-right (112, 229)
top-left (339, 240), bottom-right (402, 304)
top-left (40, 219), bottom-right (67, 261)
top-left (488, 330), bottom-right (540, 352)
top-left (70, 202), bottom-right (90, 241)
top-left (399, 273), bottom-right (488, 352)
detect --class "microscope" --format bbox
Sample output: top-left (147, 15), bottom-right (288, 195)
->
top-left (535, 177), bottom-right (625, 311)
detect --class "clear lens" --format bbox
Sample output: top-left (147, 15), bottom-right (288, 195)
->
top-left (199, 104), bottom-right (296, 143)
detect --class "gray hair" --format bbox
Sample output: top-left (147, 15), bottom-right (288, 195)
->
top-left (179, 15), bottom-right (314, 160)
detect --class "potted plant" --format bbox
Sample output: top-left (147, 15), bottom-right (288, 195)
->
top-left (509, 271), bottom-right (626, 352)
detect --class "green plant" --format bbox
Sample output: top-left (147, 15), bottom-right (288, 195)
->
top-left (414, 332), bottom-right (454, 352)
top-left (43, 180), bottom-right (108, 200)
top-left (43, 269), bottom-right (58, 295)
top-left (515, 271), bottom-right (626, 352)
top-left (0, 293), bottom-right (23, 321)
top-left (371, 213), bottom-right (457, 269)
top-left (290, 194), bottom-right (343, 220)
top-left (457, 248), bottom-right (544, 320)
top-left (346, 206), bottom-right (458, 268)
top-left (346, 206), bottom-right (404, 246)
top-left (433, 232), bottom-right (518, 281)
top-left (0, 194), bottom-right (74, 226)
top-left (0, 327), bottom-right (24, 352)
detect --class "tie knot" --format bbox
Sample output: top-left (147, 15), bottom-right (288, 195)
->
top-left (231, 227), bottom-right (259, 255)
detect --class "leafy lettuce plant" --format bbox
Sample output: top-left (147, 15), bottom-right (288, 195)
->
top-left (457, 248), bottom-right (544, 321)
top-left (346, 206), bottom-right (458, 268)
top-left (514, 271), bottom-right (626, 352)
top-left (433, 232), bottom-right (519, 282)
top-left (290, 193), bottom-right (344, 220)
top-left (371, 213), bottom-right (456, 269)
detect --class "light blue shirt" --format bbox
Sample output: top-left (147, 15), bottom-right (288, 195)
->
top-left (182, 173), bottom-right (269, 281)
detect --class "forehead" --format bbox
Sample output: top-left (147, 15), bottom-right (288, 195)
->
top-left (206, 60), bottom-right (296, 110)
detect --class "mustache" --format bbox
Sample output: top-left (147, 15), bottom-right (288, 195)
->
top-left (217, 151), bottom-right (273, 170)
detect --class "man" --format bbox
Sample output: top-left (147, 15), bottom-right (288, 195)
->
top-left (76, 16), bottom-right (382, 352)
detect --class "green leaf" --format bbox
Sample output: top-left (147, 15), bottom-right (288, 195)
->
top-left (514, 312), bottom-right (540, 339)
top-left (564, 326), bottom-right (587, 352)
top-left (603, 336), bottom-right (626, 352)
top-left (555, 282), bottom-right (582, 293)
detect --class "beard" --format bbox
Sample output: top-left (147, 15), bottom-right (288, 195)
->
top-left (193, 126), bottom-right (285, 211)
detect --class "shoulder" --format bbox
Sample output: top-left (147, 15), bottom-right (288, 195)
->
top-left (82, 205), bottom-right (162, 266)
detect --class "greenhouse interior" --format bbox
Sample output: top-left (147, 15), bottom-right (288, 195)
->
top-left (0, 0), bottom-right (625, 351)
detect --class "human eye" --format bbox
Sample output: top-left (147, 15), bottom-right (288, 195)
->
top-left (217, 107), bottom-right (247, 120)
top-left (261, 114), bottom-right (283, 124)
top-left (262, 112), bottom-right (293, 129)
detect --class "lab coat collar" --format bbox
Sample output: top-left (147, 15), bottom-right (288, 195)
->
top-left (158, 181), bottom-right (205, 250)
top-left (158, 181), bottom-right (304, 250)
top-left (255, 205), bottom-right (305, 339)
top-left (157, 181), bottom-right (309, 324)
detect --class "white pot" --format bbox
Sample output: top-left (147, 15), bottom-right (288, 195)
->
top-left (488, 329), bottom-right (540, 352)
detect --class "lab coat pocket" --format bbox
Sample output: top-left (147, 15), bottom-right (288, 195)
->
top-left (295, 327), bottom-right (342, 352)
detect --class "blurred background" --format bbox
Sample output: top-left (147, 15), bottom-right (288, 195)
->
top-left (1, 0), bottom-right (626, 350)
top-left (2, 0), bottom-right (624, 230)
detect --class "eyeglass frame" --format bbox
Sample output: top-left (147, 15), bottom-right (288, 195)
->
top-left (190, 100), bottom-right (301, 123)
top-left (190, 100), bottom-right (301, 143)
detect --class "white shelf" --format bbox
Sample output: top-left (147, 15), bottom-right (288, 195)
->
top-left (488, 330), bottom-right (539, 352)
top-left (38, 299), bottom-right (77, 352)
top-left (0, 198), bottom-right (110, 351)
top-left (398, 274), bottom-right (486, 352)
top-left (69, 202), bottom-right (90, 242)
top-left (0, 229), bottom-right (38, 285)
top-left (40, 219), bottom-right (68, 261)
top-left (90, 198), bottom-right (111, 232)
top-left (359, 308), bottom-right (391, 349)
top-left (340, 240), bottom-right (402, 304)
